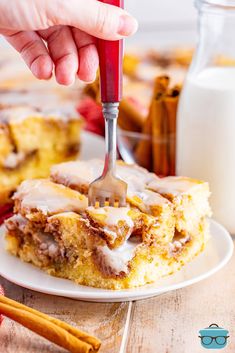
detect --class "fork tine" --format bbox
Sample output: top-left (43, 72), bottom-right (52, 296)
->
top-left (88, 160), bottom-right (127, 208)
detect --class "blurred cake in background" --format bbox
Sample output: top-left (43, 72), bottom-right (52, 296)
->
top-left (0, 106), bottom-right (82, 205)
top-left (0, 50), bottom-right (83, 206)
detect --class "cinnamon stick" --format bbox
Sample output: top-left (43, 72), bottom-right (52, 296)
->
top-left (152, 76), bottom-right (170, 176)
top-left (134, 111), bottom-right (152, 170)
top-left (165, 86), bottom-right (180, 175)
top-left (153, 76), bottom-right (170, 97)
top-left (135, 76), bottom-right (169, 170)
top-left (135, 76), bottom-right (180, 176)
top-left (151, 97), bottom-right (169, 176)
top-left (0, 295), bottom-right (101, 353)
top-left (135, 76), bottom-right (170, 175)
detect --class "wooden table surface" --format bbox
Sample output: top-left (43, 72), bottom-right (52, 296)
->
top-left (0, 240), bottom-right (234, 353)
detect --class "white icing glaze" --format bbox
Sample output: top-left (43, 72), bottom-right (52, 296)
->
top-left (116, 163), bottom-right (158, 193)
top-left (48, 211), bottom-right (81, 220)
top-left (87, 206), bottom-right (134, 227)
top-left (51, 159), bottom-right (158, 197)
top-left (103, 227), bottom-right (118, 240)
top-left (148, 176), bottom-right (204, 196)
top-left (34, 232), bottom-right (61, 258)
top-left (133, 189), bottom-right (169, 207)
top-left (3, 151), bottom-right (25, 168)
top-left (14, 179), bottom-right (88, 215)
top-left (51, 160), bottom-right (103, 187)
top-left (97, 238), bottom-right (140, 274)
top-left (6, 214), bottom-right (27, 231)
top-left (168, 234), bottom-right (191, 255)
top-left (48, 243), bottom-right (60, 257)
top-left (51, 160), bottom-right (170, 219)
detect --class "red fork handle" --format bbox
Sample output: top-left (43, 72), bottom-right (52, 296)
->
top-left (98, 0), bottom-right (124, 103)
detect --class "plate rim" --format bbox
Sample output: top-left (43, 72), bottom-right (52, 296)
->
top-left (0, 219), bottom-right (233, 301)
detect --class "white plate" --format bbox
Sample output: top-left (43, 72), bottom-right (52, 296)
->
top-left (0, 220), bottom-right (233, 302)
top-left (80, 131), bottom-right (105, 160)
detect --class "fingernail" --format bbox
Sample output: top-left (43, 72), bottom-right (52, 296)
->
top-left (118, 15), bottom-right (138, 36)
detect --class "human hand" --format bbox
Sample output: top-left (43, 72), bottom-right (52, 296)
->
top-left (0, 0), bottom-right (138, 85)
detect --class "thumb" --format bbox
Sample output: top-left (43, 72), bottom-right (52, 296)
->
top-left (47, 0), bottom-right (138, 40)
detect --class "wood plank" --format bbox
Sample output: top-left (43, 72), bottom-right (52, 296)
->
top-left (0, 278), bottom-right (130, 353)
top-left (126, 241), bottom-right (235, 353)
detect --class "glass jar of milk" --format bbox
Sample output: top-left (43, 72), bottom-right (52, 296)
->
top-left (177, 0), bottom-right (235, 233)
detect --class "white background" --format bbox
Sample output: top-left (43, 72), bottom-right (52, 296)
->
top-left (125, 0), bottom-right (198, 47)
top-left (126, 0), bottom-right (197, 28)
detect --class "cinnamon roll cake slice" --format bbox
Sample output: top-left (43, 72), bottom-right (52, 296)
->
top-left (4, 161), bottom-right (211, 290)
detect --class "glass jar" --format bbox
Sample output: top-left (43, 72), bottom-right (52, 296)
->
top-left (177, 0), bottom-right (235, 233)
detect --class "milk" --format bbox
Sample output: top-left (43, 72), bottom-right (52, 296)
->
top-left (177, 67), bottom-right (235, 233)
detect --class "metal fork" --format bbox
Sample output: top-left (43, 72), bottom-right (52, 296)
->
top-left (88, 102), bottom-right (127, 207)
top-left (88, 0), bottom-right (127, 208)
